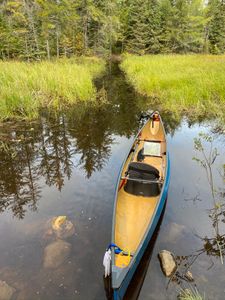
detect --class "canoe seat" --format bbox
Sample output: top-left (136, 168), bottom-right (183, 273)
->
top-left (124, 162), bottom-right (160, 197)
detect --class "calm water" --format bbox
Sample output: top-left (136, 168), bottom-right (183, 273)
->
top-left (0, 64), bottom-right (224, 300)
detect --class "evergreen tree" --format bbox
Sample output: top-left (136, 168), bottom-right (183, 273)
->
top-left (170, 0), bottom-right (192, 53)
top-left (87, 0), bottom-right (120, 56)
top-left (0, 0), bottom-right (223, 59)
top-left (159, 0), bottom-right (174, 52)
top-left (160, 0), bottom-right (205, 53)
top-left (207, 0), bottom-right (225, 54)
top-left (147, 0), bottom-right (162, 54)
top-left (188, 0), bottom-right (206, 53)
top-left (124, 0), bottom-right (151, 54)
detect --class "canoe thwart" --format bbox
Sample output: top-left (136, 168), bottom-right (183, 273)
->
top-left (120, 176), bottom-right (163, 184)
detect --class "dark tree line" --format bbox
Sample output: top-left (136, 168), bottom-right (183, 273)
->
top-left (0, 0), bottom-right (224, 59)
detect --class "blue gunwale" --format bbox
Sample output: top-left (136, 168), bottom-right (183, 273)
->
top-left (111, 111), bottom-right (170, 300)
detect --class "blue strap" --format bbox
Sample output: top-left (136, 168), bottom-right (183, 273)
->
top-left (107, 243), bottom-right (123, 254)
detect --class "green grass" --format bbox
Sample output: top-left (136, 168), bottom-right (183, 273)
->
top-left (178, 288), bottom-right (204, 300)
top-left (121, 54), bottom-right (225, 118)
top-left (0, 57), bottom-right (105, 121)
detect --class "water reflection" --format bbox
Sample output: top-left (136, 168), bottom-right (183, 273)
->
top-left (38, 115), bottom-right (74, 190)
top-left (163, 133), bottom-right (225, 298)
top-left (67, 107), bottom-right (114, 178)
top-left (0, 63), bottom-right (184, 219)
top-left (0, 63), bottom-right (224, 299)
top-left (193, 133), bottom-right (225, 263)
top-left (0, 134), bottom-right (41, 219)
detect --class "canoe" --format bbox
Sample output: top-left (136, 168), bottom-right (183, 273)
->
top-left (110, 111), bottom-right (170, 299)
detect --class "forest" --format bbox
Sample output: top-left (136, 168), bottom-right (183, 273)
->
top-left (0, 0), bottom-right (225, 60)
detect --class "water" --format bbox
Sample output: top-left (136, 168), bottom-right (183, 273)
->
top-left (0, 64), bottom-right (224, 300)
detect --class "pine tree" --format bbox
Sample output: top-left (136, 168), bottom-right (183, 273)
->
top-left (0, 0), bottom-right (223, 59)
top-left (124, 0), bottom-right (151, 54)
top-left (159, 0), bottom-right (174, 53)
top-left (170, 0), bottom-right (191, 53)
top-left (146, 0), bottom-right (162, 54)
top-left (87, 0), bottom-right (120, 56)
top-left (188, 0), bottom-right (206, 53)
top-left (207, 0), bottom-right (225, 54)
top-left (160, 0), bottom-right (205, 53)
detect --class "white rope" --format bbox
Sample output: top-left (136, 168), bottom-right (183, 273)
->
top-left (103, 249), bottom-right (111, 278)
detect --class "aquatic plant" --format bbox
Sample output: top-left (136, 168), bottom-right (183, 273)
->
top-left (178, 288), bottom-right (204, 300)
top-left (166, 133), bottom-right (224, 294)
top-left (0, 57), bottom-right (105, 121)
top-left (120, 54), bottom-right (225, 119)
top-left (193, 133), bottom-right (225, 264)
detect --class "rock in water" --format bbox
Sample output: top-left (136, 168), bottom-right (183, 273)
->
top-left (52, 216), bottom-right (67, 230)
top-left (52, 216), bottom-right (75, 239)
top-left (158, 250), bottom-right (177, 277)
top-left (0, 280), bottom-right (16, 300)
top-left (43, 240), bottom-right (71, 269)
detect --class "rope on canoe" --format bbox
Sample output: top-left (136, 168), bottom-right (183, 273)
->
top-left (103, 244), bottom-right (131, 277)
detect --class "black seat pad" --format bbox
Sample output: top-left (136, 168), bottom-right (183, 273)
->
top-left (128, 162), bottom-right (159, 179)
top-left (124, 162), bottom-right (160, 197)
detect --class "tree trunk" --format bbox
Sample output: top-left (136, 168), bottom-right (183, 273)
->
top-left (46, 39), bottom-right (50, 59)
top-left (83, 15), bottom-right (88, 52)
top-left (56, 29), bottom-right (60, 58)
top-left (23, 0), bottom-right (40, 56)
top-left (25, 37), bottom-right (30, 62)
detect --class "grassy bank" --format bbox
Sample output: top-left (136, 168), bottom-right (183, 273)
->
top-left (121, 54), bottom-right (225, 118)
top-left (0, 57), bottom-right (105, 121)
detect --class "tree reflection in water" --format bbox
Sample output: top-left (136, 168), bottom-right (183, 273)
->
top-left (168, 134), bottom-right (225, 293)
top-left (38, 115), bottom-right (75, 190)
top-left (193, 133), bottom-right (225, 263)
top-left (0, 63), bottom-right (183, 219)
top-left (68, 107), bottom-right (114, 178)
top-left (0, 102), bottom-right (140, 218)
top-left (0, 129), bottom-right (41, 219)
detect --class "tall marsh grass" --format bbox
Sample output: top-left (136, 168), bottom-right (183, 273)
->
top-left (121, 54), bottom-right (225, 118)
top-left (0, 57), bottom-right (105, 120)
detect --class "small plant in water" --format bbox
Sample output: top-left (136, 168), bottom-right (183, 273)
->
top-left (178, 288), bottom-right (204, 300)
top-left (0, 141), bottom-right (17, 158)
top-left (193, 132), bottom-right (225, 264)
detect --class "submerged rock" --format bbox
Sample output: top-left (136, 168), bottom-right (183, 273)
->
top-left (158, 250), bottom-right (177, 277)
top-left (0, 280), bottom-right (16, 300)
top-left (52, 216), bottom-right (75, 239)
top-left (43, 216), bottom-right (75, 241)
top-left (43, 240), bottom-right (71, 269)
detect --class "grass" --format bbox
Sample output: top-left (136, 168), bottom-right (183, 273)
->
top-left (178, 288), bottom-right (204, 300)
top-left (121, 54), bottom-right (225, 119)
top-left (0, 57), bottom-right (105, 121)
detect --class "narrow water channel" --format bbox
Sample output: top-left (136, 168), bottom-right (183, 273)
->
top-left (0, 63), bottom-right (224, 299)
